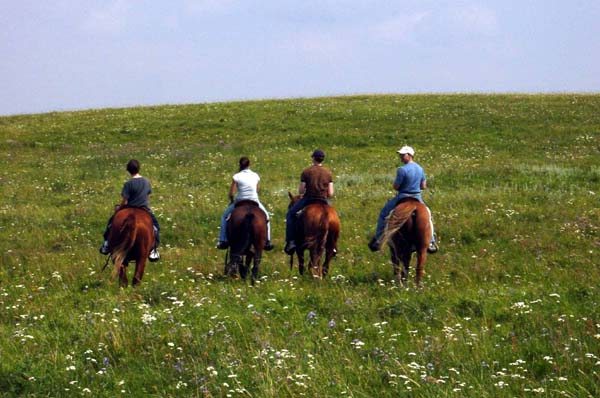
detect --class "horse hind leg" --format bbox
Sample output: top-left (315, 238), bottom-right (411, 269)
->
top-left (390, 251), bottom-right (403, 286)
top-left (239, 252), bottom-right (253, 280)
top-left (322, 253), bottom-right (332, 278)
top-left (118, 263), bottom-right (128, 287)
top-left (226, 255), bottom-right (241, 279)
top-left (415, 248), bottom-right (427, 287)
top-left (401, 252), bottom-right (412, 287)
top-left (132, 258), bottom-right (147, 286)
top-left (309, 249), bottom-right (323, 279)
top-left (297, 250), bottom-right (305, 276)
top-left (322, 233), bottom-right (338, 278)
top-left (251, 252), bottom-right (261, 285)
top-left (322, 245), bottom-right (336, 278)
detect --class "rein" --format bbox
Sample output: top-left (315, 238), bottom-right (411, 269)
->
top-left (101, 253), bottom-right (112, 272)
top-left (224, 248), bottom-right (229, 270)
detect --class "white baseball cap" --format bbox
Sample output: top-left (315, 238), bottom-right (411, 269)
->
top-left (397, 146), bottom-right (415, 156)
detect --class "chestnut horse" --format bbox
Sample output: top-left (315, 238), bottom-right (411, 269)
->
top-left (288, 193), bottom-right (340, 279)
top-left (108, 207), bottom-right (155, 287)
top-left (224, 200), bottom-right (267, 284)
top-left (380, 198), bottom-right (432, 287)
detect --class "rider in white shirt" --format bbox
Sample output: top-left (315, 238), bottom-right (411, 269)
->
top-left (217, 157), bottom-right (273, 250)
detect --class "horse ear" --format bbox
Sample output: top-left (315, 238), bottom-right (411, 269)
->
top-left (288, 191), bottom-right (293, 199)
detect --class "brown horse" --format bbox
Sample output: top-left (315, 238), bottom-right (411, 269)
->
top-left (224, 200), bottom-right (268, 284)
top-left (380, 198), bottom-right (432, 287)
top-left (288, 193), bottom-right (340, 279)
top-left (108, 207), bottom-right (155, 287)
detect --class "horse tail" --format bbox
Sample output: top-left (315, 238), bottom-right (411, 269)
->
top-left (379, 202), bottom-right (418, 249)
top-left (303, 206), bottom-right (328, 251)
top-left (232, 212), bottom-right (254, 255)
top-left (319, 210), bottom-right (329, 254)
top-left (112, 213), bottom-right (138, 278)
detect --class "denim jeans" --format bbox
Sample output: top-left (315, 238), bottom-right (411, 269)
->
top-left (285, 197), bottom-right (310, 243)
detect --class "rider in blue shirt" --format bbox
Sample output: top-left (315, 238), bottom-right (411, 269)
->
top-left (368, 146), bottom-right (438, 253)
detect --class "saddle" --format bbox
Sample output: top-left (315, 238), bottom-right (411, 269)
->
top-left (234, 199), bottom-right (259, 208)
top-left (397, 197), bottom-right (420, 205)
top-left (226, 200), bottom-right (260, 223)
top-left (295, 198), bottom-right (329, 218)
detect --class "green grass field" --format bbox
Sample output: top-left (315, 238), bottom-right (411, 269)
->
top-left (1, 94), bottom-right (599, 397)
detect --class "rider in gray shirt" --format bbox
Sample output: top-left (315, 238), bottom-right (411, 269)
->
top-left (99, 159), bottom-right (160, 261)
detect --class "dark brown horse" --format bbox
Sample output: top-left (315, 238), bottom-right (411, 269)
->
top-left (224, 200), bottom-right (268, 284)
top-left (108, 207), bottom-right (155, 287)
top-left (380, 198), bottom-right (432, 287)
top-left (288, 193), bottom-right (340, 279)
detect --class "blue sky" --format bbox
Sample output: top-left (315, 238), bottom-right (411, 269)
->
top-left (2, 0), bottom-right (599, 116)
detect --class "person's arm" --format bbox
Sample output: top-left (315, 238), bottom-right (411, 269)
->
top-left (420, 180), bottom-right (427, 190)
top-left (393, 169), bottom-right (403, 191)
top-left (298, 181), bottom-right (306, 196)
top-left (117, 183), bottom-right (129, 210)
top-left (228, 179), bottom-right (236, 203)
top-left (327, 182), bottom-right (334, 198)
top-left (114, 196), bottom-right (128, 211)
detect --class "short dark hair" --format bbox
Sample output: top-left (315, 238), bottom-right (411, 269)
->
top-left (312, 149), bottom-right (325, 163)
top-left (126, 159), bottom-right (140, 175)
top-left (239, 157), bottom-right (250, 171)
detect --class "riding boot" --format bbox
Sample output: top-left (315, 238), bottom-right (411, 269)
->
top-left (217, 241), bottom-right (230, 250)
top-left (100, 220), bottom-right (112, 255)
top-left (99, 240), bottom-right (110, 255)
top-left (368, 237), bottom-right (381, 252)
top-left (284, 240), bottom-right (296, 255)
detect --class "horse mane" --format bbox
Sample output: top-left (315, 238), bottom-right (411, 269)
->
top-left (379, 200), bottom-right (419, 249)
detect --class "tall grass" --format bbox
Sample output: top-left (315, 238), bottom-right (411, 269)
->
top-left (0, 94), bottom-right (599, 397)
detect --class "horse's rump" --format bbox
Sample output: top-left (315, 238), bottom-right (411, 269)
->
top-left (225, 203), bottom-right (268, 282)
top-left (380, 199), bottom-right (431, 249)
top-left (227, 204), bottom-right (267, 255)
top-left (109, 208), bottom-right (154, 277)
top-left (298, 203), bottom-right (340, 249)
top-left (380, 199), bottom-right (433, 286)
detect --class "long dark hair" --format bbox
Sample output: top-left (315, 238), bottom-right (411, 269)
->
top-left (239, 157), bottom-right (250, 171)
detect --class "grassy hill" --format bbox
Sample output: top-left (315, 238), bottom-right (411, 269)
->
top-left (1, 94), bottom-right (599, 397)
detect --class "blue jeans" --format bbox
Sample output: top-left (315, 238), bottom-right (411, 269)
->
top-left (285, 197), bottom-right (311, 243)
top-left (219, 201), bottom-right (271, 243)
